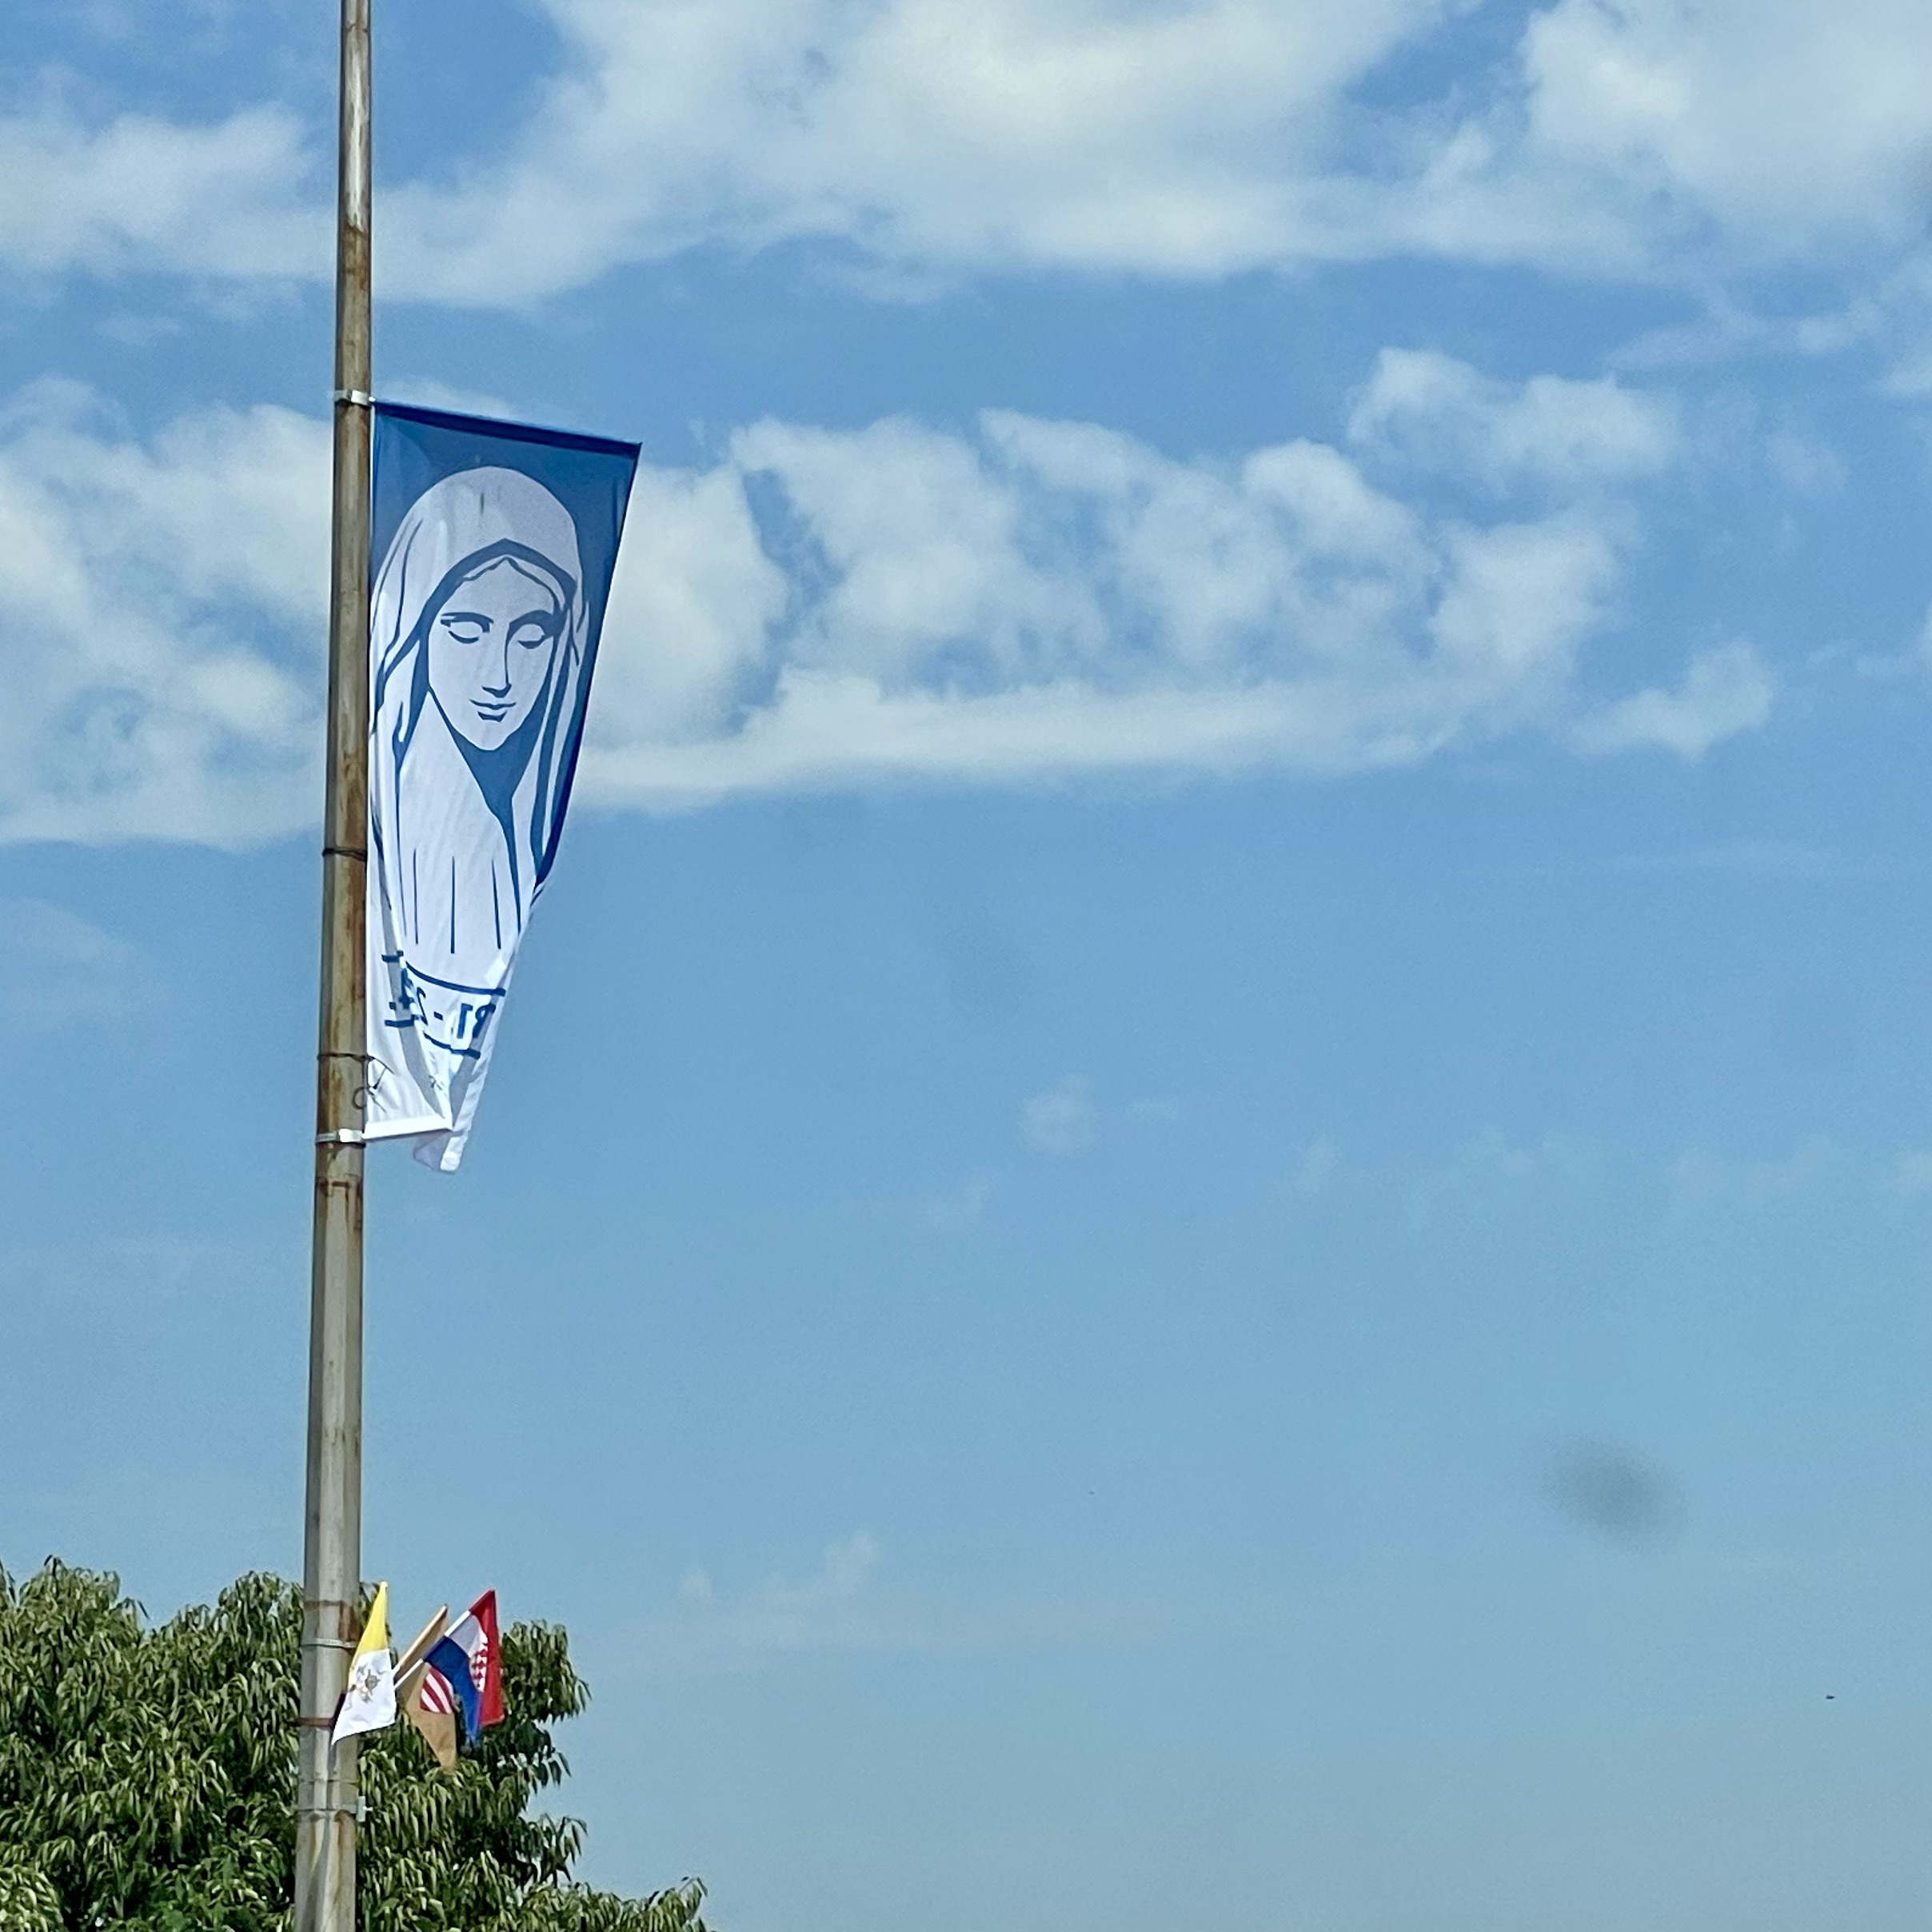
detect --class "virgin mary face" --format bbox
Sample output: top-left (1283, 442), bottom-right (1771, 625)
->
top-left (425, 556), bottom-right (565, 752)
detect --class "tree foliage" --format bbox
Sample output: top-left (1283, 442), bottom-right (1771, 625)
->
top-left (0, 1560), bottom-right (709, 1932)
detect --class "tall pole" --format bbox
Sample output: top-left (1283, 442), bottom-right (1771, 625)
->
top-left (296, 0), bottom-right (371, 1924)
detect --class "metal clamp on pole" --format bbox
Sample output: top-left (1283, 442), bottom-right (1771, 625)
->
top-left (317, 1128), bottom-right (365, 1147)
top-left (333, 388), bottom-right (375, 407)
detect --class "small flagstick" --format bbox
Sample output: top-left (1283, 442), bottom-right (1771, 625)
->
top-left (294, 0), bottom-right (373, 1926)
top-left (395, 1605), bottom-right (451, 1684)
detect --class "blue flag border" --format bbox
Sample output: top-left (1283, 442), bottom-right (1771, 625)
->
top-left (373, 398), bottom-right (641, 463)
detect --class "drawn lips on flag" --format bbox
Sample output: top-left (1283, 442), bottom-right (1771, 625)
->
top-left (361, 405), bottom-right (639, 1172)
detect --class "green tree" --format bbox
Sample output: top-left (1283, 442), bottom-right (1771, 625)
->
top-left (0, 1559), bottom-right (709, 1932)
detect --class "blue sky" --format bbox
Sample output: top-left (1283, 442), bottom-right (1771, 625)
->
top-left (3, 1), bottom-right (1932, 1926)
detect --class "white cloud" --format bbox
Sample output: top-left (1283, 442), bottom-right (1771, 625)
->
top-left (637, 1530), bottom-right (1182, 1672)
top-left (1670, 1137), bottom-right (1842, 1209)
top-left (12, 0), bottom-right (1932, 297)
top-left (1347, 349), bottom-right (1682, 490)
top-left (1426, 517), bottom-right (1619, 721)
top-left (1571, 639), bottom-right (1775, 759)
top-left (377, 0), bottom-right (1455, 300)
top-left (0, 359), bottom-right (1764, 846)
top-left (680, 1530), bottom-right (884, 1657)
top-left (1515, 0), bottom-right (1932, 253)
top-left (1023, 1076), bottom-right (1097, 1156)
top-left (589, 463), bottom-right (787, 748)
top-left (1764, 430), bottom-right (1847, 498)
top-left (1891, 1150), bottom-right (1932, 1196)
top-left (1670, 1140), bottom-right (1932, 1208)
top-left (0, 381), bottom-right (326, 845)
top-left (1291, 1137), bottom-right (1343, 1198)
top-left (0, 104), bottom-right (323, 283)
top-left (1400, 1128), bottom-right (1596, 1227)
top-left (0, 899), bottom-right (153, 1034)
top-left (379, 0), bottom-right (1932, 297)
top-left (585, 378), bottom-right (1742, 809)
top-left (924, 1172), bottom-right (996, 1231)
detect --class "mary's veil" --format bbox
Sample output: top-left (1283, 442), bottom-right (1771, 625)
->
top-left (369, 465), bottom-right (591, 960)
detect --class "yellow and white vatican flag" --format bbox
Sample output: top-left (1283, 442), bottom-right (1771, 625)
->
top-left (331, 1582), bottom-right (397, 1747)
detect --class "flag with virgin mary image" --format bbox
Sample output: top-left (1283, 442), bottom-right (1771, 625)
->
top-left (364, 403), bottom-right (639, 1171)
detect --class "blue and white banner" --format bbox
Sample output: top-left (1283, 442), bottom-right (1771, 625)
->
top-left (364, 403), bottom-right (638, 1171)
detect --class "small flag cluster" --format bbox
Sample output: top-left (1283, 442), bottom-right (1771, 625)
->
top-left (330, 1586), bottom-right (504, 1770)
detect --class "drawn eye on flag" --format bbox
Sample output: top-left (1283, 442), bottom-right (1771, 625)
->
top-left (362, 404), bottom-right (640, 1172)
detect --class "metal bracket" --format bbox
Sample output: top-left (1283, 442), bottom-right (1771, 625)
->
top-left (333, 388), bottom-right (375, 407)
top-left (316, 1128), bottom-right (365, 1146)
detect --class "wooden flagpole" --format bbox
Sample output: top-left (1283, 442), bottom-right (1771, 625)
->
top-left (296, 0), bottom-right (372, 1924)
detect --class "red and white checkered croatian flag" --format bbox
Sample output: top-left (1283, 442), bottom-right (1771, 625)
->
top-left (424, 1589), bottom-right (504, 1738)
